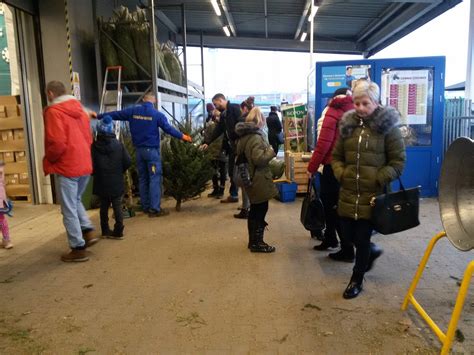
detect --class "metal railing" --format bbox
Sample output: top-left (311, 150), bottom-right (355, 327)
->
top-left (443, 98), bottom-right (474, 153)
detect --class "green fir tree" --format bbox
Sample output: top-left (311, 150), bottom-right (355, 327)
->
top-left (161, 125), bottom-right (214, 211)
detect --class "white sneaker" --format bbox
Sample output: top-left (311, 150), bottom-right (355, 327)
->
top-left (2, 240), bottom-right (13, 249)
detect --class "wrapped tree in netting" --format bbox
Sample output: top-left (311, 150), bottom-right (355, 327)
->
top-left (161, 124), bottom-right (214, 211)
top-left (162, 42), bottom-right (184, 86)
top-left (130, 7), bottom-right (151, 80)
top-left (156, 46), bottom-right (172, 82)
top-left (113, 6), bottom-right (139, 80)
top-left (98, 19), bottom-right (120, 80)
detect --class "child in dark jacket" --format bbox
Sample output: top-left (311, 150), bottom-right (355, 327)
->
top-left (92, 116), bottom-right (132, 239)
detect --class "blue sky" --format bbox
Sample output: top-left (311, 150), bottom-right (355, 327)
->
top-left (187, 0), bottom-right (469, 98)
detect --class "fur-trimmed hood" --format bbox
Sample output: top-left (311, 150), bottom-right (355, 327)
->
top-left (339, 106), bottom-right (401, 138)
top-left (235, 122), bottom-right (262, 137)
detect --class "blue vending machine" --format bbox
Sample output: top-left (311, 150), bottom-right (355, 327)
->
top-left (312, 56), bottom-right (445, 197)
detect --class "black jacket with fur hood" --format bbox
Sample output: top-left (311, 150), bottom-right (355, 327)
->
top-left (331, 106), bottom-right (406, 220)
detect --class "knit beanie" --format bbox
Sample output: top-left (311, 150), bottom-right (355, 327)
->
top-left (97, 115), bottom-right (114, 135)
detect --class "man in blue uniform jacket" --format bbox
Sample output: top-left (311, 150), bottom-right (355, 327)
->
top-left (98, 93), bottom-right (192, 217)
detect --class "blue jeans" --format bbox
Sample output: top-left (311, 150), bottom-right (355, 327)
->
top-left (58, 175), bottom-right (94, 249)
top-left (136, 147), bottom-right (162, 212)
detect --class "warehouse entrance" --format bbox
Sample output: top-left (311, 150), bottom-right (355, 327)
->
top-left (0, 3), bottom-right (52, 205)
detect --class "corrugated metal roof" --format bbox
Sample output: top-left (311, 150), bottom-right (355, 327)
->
top-left (153, 0), bottom-right (462, 56)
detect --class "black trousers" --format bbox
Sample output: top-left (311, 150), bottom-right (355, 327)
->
top-left (211, 160), bottom-right (227, 188)
top-left (339, 217), bottom-right (374, 275)
top-left (228, 149), bottom-right (238, 197)
top-left (320, 165), bottom-right (342, 244)
top-left (100, 196), bottom-right (123, 231)
top-left (269, 137), bottom-right (280, 156)
top-left (249, 201), bottom-right (269, 224)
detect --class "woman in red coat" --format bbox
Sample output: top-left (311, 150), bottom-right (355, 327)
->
top-left (307, 88), bottom-right (354, 257)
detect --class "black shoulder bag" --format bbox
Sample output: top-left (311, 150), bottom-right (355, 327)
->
top-left (370, 177), bottom-right (420, 235)
top-left (300, 177), bottom-right (325, 232)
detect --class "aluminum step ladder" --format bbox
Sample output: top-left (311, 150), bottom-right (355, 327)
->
top-left (98, 66), bottom-right (135, 218)
top-left (99, 66), bottom-right (123, 138)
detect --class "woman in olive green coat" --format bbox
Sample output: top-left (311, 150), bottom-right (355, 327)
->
top-left (235, 107), bottom-right (277, 253)
top-left (332, 81), bottom-right (406, 299)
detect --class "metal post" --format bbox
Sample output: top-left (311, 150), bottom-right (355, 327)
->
top-left (466, 0), bottom-right (474, 108)
top-left (149, 0), bottom-right (160, 107)
top-left (201, 31), bottom-right (205, 127)
top-left (309, 0), bottom-right (314, 69)
top-left (181, 3), bottom-right (189, 127)
top-left (264, 0), bottom-right (268, 38)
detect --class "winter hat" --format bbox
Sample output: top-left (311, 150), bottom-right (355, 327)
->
top-left (97, 115), bottom-right (114, 135)
top-left (206, 103), bottom-right (215, 113)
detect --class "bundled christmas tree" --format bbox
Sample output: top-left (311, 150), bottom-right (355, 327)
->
top-left (161, 125), bottom-right (214, 211)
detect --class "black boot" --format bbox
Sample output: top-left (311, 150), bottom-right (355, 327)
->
top-left (313, 234), bottom-right (338, 250)
top-left (101, 225), bottom-right (111, 237)
top-left (208, 186), bottom-right (219, 197)
top-left (329, 246), bottom-right (355, 262)
top-left (366, 243), bottom-right (383, 272)
top-left (343, 272), bottom-right (364, 299)
top-left (215, 186), bottom-right (225, 199)
top-left (247, 219), bottom-right (257, 249)
top-left (234, 208), bottom-right (249, 219)
top-left (250, 222), bottom-right (275, 253)
top-left (108, 225), bottom-right (124, 240)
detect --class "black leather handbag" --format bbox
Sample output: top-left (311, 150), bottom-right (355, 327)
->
top-left (300, 177), bottom-right (325, 232)
top-left (370, 177), bottom-right (420, 235)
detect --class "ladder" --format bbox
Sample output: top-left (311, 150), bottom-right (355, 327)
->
top-left (99, 66), bottom-right (123, 138)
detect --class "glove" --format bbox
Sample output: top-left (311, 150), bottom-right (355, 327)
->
top-left (182, 134), bottom-right (192, 143)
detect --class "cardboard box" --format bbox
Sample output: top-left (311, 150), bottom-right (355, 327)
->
top-left (14, 151), bottom-right (26, 162)
top-left (0, 96), bottom-right (18, 106)
top-left (13, 129), bottom-right (24, 140)
top-left (3, 130), bottom-right (14, 141)
top-left (0, 106), bottom-right (7, 118)
top-left (3, 152), bottom-right (15, 163)
top-left (0, 152), bottom-right (3, 162)
top-left (6, 174), bottom-right (19, 185)
top-left (19, 172), bottom-right (28, 185)
top-left (0, 131), bottom-right (8, 142)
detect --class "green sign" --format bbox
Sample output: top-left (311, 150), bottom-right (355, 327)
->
top-left (0, 5), bottom-right (12, 96)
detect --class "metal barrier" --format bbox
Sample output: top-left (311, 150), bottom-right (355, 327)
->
top-left (444, 99), bottom-right (474, 153)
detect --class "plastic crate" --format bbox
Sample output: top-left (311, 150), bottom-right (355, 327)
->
top-left (275, 181), bottom-right (298, 202)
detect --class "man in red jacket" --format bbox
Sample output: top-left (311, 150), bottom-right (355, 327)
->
top-left (308, 88), bottom-right (354, 257)
top-left (43, 81), bottom-right (99, 262)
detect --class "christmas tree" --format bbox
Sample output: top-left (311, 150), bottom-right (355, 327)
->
top-left (161, 125), bottom-right (214, 211)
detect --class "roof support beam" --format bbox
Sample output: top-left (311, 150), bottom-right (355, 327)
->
top-left (264, 0), bottom-right (268, 38)
top-left (294, 0), bottom-right (312, 39)
top-left (364, 2), bottom-right (441, 53)
top-left (155, 10), bottom-right (178, 34)
top-left (357, 3), bottom-right (406, 43)
top-left (180, 34), bottom-right (361, 54)
top-left (220, 0), bottom-right (237, 36)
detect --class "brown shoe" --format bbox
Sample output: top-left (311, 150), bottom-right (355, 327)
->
top-left (83, 229), bottom-right (100, 247)
top-left (221, 196), bottom-right (239, 203)
top-left (61, 249), bottom-right (89, 262)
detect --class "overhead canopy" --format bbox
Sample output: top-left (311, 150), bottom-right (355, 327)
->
top-left (154, 0), bottom-right (462, 57)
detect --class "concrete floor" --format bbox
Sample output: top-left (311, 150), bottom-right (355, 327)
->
top-left (0, 197), bottom-right (472, 354)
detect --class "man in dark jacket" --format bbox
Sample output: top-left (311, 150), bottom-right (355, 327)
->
top-left (201, 93), bottom-right (242, 203)
top-left (92, 115), bottom-right (132, 239)
top-left (266, 106), bottom-right (283, 155)
top-left (97, 94), bottom-right (192, 217)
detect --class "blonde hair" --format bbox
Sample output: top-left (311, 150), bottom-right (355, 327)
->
top-left (246, 107), bottom-right (265, 128)
top-left (353, 81), bottom-right (380, 104)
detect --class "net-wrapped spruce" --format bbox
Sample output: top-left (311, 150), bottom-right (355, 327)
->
top-left (130, 7), bottom-right (151, 79)
top-left (98, 18), bottom-right (120, 80)
top-left (113, 6), bottom-right (139, 80)
top-left (162, 42), bottom-right (184, 86)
